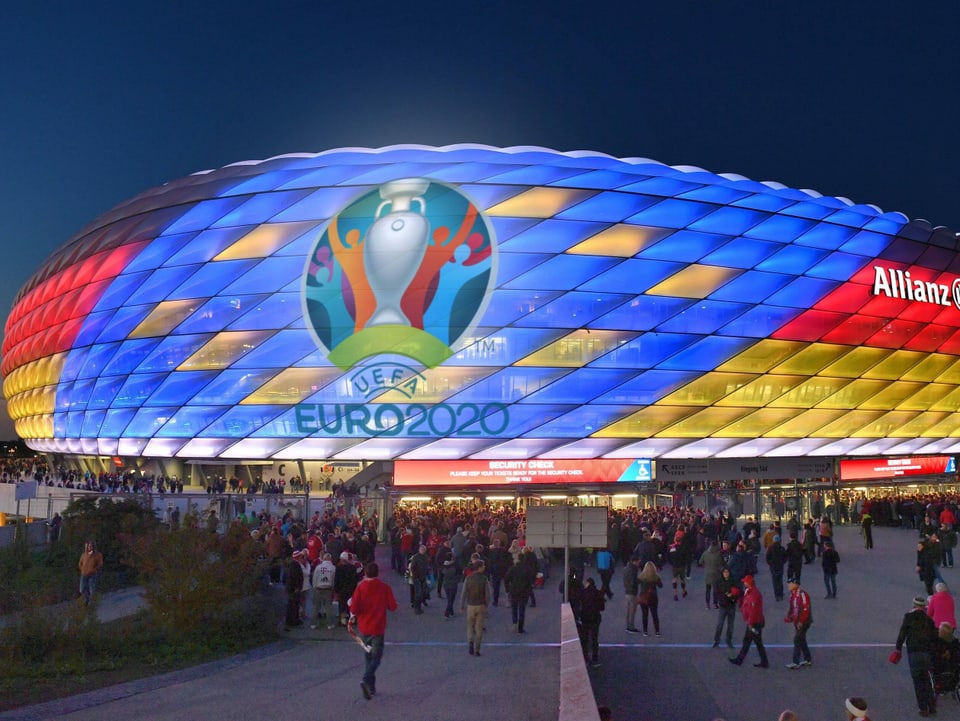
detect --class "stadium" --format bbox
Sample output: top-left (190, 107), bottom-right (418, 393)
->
top-left (4, 145), bottom-right (960, 507)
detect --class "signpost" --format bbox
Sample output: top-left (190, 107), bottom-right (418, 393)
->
top-left (526, 506), bottom-right (608, 603)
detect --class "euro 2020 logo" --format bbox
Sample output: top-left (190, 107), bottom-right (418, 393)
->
top-left (303, 179), bottom-right (497, 371)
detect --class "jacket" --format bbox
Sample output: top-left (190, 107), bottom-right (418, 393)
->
top-left (897, 608), bottom-right (936, 653)
top-left (580, 584), bottom-right (605, 624)
top-left (739, 585), bottom-right (764, 628)
top-left (463, 571), bottom-right (489, 606)
top-left (785, 587), bottom-right (812, 626)
top-left (350, 577), bottom-right (398, 636)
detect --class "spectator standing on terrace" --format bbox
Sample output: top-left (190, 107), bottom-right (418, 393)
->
top-left (78, 540), bottom-right (103, 606)
top-left (349, 562), bottom-right (398, 700)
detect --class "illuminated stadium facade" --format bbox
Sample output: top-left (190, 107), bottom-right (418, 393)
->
top-left (5, 145), bottom-right (960, 489)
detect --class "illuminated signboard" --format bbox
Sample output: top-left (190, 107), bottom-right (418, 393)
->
top-left (839, 455), bottom-right (956, 481)
top-left (393, 458), bottom-right (652, 486)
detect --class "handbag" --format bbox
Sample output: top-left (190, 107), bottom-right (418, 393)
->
top-left (889, 649), bottom-right (902, 664)
top-left (637, 588), bottom-right (653, 607)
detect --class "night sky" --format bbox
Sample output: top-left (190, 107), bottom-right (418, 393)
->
top-left (1, 2), bottom-right (958, 438)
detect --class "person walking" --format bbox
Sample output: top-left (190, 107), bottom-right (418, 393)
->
top-left (441, 556), bottom-right (461, 619)
top-left (728, 574), bottom-right (769, 668)
top-left (927, 582), bottom-right (957, 631)
top-left (505, 555), bottom-right (534, 633)
top-left (637, 561), bottom-right (662, 636)
top-left (862, 511), bottom-right (874, 549)
top-left (702, 541), bottom-right (722, 609)
top-left (284, 550), bottom-right (306, 628)
top-left (783, 578), bottom-right (813, 668)
top-left (78, 540), bottom-right (104, 606)
top-left (766, 534), bottom-right (786, 602)
top-left (596, 548), bottom-right (615, 600)
top-left (463, 559), bottom-right (489, 655)
top-left (408, 544), bottom-right (429, 614)
top-left (624, 556), bottom-right (641, 632)
top-left (894, 595), bottom-right (938, 716)
top-left (349, 562), bottom-right (398, 700)
top-left (713, 566), bottom-right (738, 649)
top-left (580, 577), bottom-right (606, 667)
top-left (821, 540), bottom-right (840, 599)
top-left (311, 552), bottom-right (336, 628)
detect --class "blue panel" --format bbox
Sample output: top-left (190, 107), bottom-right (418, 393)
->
top-left (445, 327), bottom-right (569, 367)
top-left (556, 192), bottom-right (657, 222)
top-left (445, 184), bottom-right (525, 209)
top-left (199, 405), bottom-right (286, 438)
top-left (578, 259), bottom-right (686, 294)
top-left (95, 305), bottom-right (156, 343)
top-left (125, 407), bottom-right (179, 437)
top-left (822, 209), bottom-right (870, 228)
top-left (484, 404), bottom-right (571, 437)
top-left (550, 169), bottom-right (644, 190)
top-left (504, 255), bottom-right (620, 291)
top-left (840, 230), bottom-right (894, 257)
top-left (66, 411), bottom-right (84, 438)
top-left (146, 370), bottom-right (220, 406)
top-left (347, 163), bottom-right (444, 185)
top-left (165, 227), bottom-right (252, 266)
top-left (483, 164), bottom-right (586, 185)
top-left (271, 187), bottom-right (363, 223)
top-left (136, 334), bottom-right (214, 372)
top-left (60, 347), bottom-right (91, 383)
top-left (162, 197), bottom-right (249, 235)
top-left (479, 289), bottom-right (563, 326)
top-left (688, 206), bottom-right (767, 235)
top-left (75, 311), bottom-right (118, 348)
top-left (80, 409), bottom-right (106, 438)
top-left (525, 405), bottom-right (636, 437)
top-left (102, 338), bottom-right (162, 376)
top-left (439, 368), bottom-right (566, 403)
top-left (427, 162), bottom-right (518, 183)
top-left (764, 276), bottom-right (840, 308)
top-left (77, 343), bottom-right (121, 379)
top-left (708, 271), bottom-right (793, 303)
top-left (717, 304), bottom-right (802, 338)
top-left (274, 164), bottom-right (371, 190)
top-left (211, 189), bottom-right (314, 227)
top-left (58, 378), bottom-right (94, 410)
top-left (595, 369), bottom-right (699, 404)
top-left (53, 412), bottom-right (67, 437)
top-left (863, 215), bottom-right (906, 235)
top-left (625, 199), bottom-right (717, 229)
top-left (513, 292), bottom-right (633, 328)
top-left (755, 245), bottom-right (828, 274)
top-left (155, 406), bottom-right (229, 437)
top-left (229, 296), bottom-right (304, 333)
top-left (230, 330), bottom-right (318, 368)
top-left (655, 300), bottom-right (751, 334)
top-left (592, 296), bottom-right (695, 331)
top-left (589, 332), bottom-right (700, 369)
top-left (168, 260), bottom-right (259, 300)
top-left (125, 265), bottom-right (203, 305)
top-left (177, 294), bottom-right (270, 334)
top-left (496, 253), bottom-right (553, 285)
top-left (656, 335), bottom-right (755, 371)
top-left (522, 368), bottom-right (637, 403)
top-left (678, 185), bottom-right (751, 204)
top-left (222, 170), bottom-right (314, 195)
top-left (222, 256), bottom-right (306, 295)
top-left (189, 369), bottom-right (280, 404)
top-left (249, 407), bottom-right (311, 437)
top-left (88, 375), bottom-right (125, 409)
top-left (100, 408), bottom-right (136, 437)
top-left (637, 230), bottom-right (730, 262)
top-left (500, 220), bottom-right (611, 253)
top-left (806, 252), bottom-right (870, 281)
top-left (619, 177), bottom-right (702, 197)
top-left (94, 271), bottom-right (152, 311)
top-left (113, 373), bottom-right (167, 408)
top-left (731, 193), bottom-right (797, 213)
top-left (123, 233), bottom-right (196, 273)
top-left (742, 214), bottom-right (817, 242)
top-left (700, 238), bottom-right (780, 269)
top-left (488, 217), bottom-right (542, 244)
top-left (794, 223), bottom-right (858, 250)
top-left (781, 201), bottom-right (836, 220)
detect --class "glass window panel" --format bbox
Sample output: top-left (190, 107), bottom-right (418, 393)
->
top-left (781, 201), bottom-right (837, 221)
top-left (504, 255), bottom-right (621, 291)
top-left (701, 238), bottom-right (780, 269)
top-left (594, 369), bottom-right (698, 404)
top-left (221, 256), bottom-right (305, 295)
top-left (165, 226), bottom-right (253, 266)
top-left (516, 329), bottom-right (638, 367)
top-left (677, 184), bottom-right (752, 204)
top-left (489, 217), bottom-right (542, 245)
top-left (478, 289), bottom-right (563, 326)
top-left (929, 388), bottom-right (960, 412)
top-left (445, 367), bottom-right (570, 403)
top-left (658, 406), bottom-right (755, 437)
top-left (189, 369), bottom-right (281, 405)
top-left (618, 176), bottom-right (702, 196)
top-left (741, 214), bottom-right (816, 242)
top-left (80, 409), bottom-right (106, 437)
top-left (52, 411), bottom-right (67, 437)
top-left (446, 327), bottom-right (569, 366)
top-left (771, 343), bottom-right (852, 375)
top-left (230, 329), bottom-right (318, 368)
top-left (857, 381), bottom-right (926, 409)
top-left (484, 164), bottom-right (585, 185)
top-left (688, 207), bottom-right (766, 235)
top-left (74, 310), bottom-right (118, 347)
top-left (708, 271), bottom-right (793, 304)
top-left (717, 339), bottom-right (807, 373)
top-left (527, 405), bottom-right (636, 437)
top-left (522, 368), bottom-right (636, 404)
top-left (594, 405), bottom-right (699, 439)
top-left (199, 405), bottom-right (287, 438)
top-left (592, 296), bottom-right (695, 332)
top-left (765, 277), bottom-right (839, 308)
top-left (496, 253), bottom-right (553, 285)
top-left (427, 162), bottom-right (520, 183)
top-left (136, 334), bottom-right (214, 372)
top-left (590, 332), bottom-right (699, 369)
top-left (765, 409), bottom-right (846, 437)
top-left (248, 407), bottom-right (321, 438)
top-left (901, 354), bottom-right (956, 382)
top-left (96, 305), bottom-right (155, 343)
top-left (113, 373), bottom-right (167, 408)
top-left (816, 378), bottom-right (891, 408)
top-left (154, 406), bottom-right (229, 437)
top-left (814, 410), bottom-right (884, 437)
top-left (556, 191), bottom-right (657, 222)
top-left (639, 230), bottom-right (732, 263)
top-left (756, 245), bottom-right (828, 274)
top-left (94, 271), bottom-right (152, 312)
top-left (214, 221), bottom-right (320, 261)
top-left (864, 215), bottom-right (905, 234)
top-left (647, 265), bottom-right (742, 299)
top-left (656, 336), bottom-right (755, 371)
top-left (270, 187), bottom-right (363, 223)
top-left (130, 299), bottom-right (203, 338)
top-left (374, 367), bottom-right (497, 404)
top-left (657, 372), bottom-right (756, 406)
top-left (714, 375), bottom-right (806, 406)
top-left (900, 383), bottom-right (959, 411)
top-left (99, 407), bottom-right (137, 436)
top-left (57, 378), bottom-right (94, 411)
top-left (821, 209), bottom-right (870, 229)
top-left (76, 342), bottom-right (121, 380)
top-left (501, 219), bottom-right (611, 253)
top-left (122, 233), bottom-right (197, 273)
top-left (767, 377), bottom-right (852, 408)
top-left (795, 222), bottom-right (858, 250)
top-left (347, 162), bottom-right (445, 185)
top-left (125, 265), bottom-right (203, 306)
top-left (486, 187), bottom-right (596, 218)
top-left (179, 330), bottom-right (276, 370)
top-left (807, 252), bottom-right (870, 281)
top-left (168, 260), bottom-right (259, 300)
top-left (176, 295), bottom-right (270, 334)
top-left (861, 350), bottom-right (926, 380)
top-left (59, 347), bottom-right (91, 383)
top-left (146, 370), bottom-right (220, 406)
top-left (731, 193), bottom-right (796, 213)
top-left (655, 300), bottom-right (751, 334)
top-left (935, 359), bottom-right (960, 385)
top-left (850, 411), bottom-right (922, 437)
top-left (513, 292), bottom-right (633, 328)
top-left (720, 408), bottom-right (810, 437)
top-left (578, 259), bottom-right (686, 294)
top-left (625, 198), bottom-right (717, 229)
top-left (101, 338), bottom-right (162, 376)
top-left (242, 367), bottom-right (346, 405)
top-left (568, 224), bottom-right (673, 258)
top-left (162, 197), bottom-right (249, 235)
top-left (458, 184), bottom-right (534, 210)
top-left (273, 164), bottom-right (371, 189)
top-left (123, 406), bottom-right (180, 437)
top-left (551, 169), bottom-right (645, 189)
top-left (211, 189), bottom-right (314, 228)
top-left (66, 410), bottom-right (84, 438)
top-left (819, 347), bottom-right (891, 378)
top-left (839, 230), bottom-right (893, 257)
top-left (887, 412), bottom-right (951, 437)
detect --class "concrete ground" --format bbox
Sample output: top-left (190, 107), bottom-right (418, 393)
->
top-left (0, 523), bottom-right (946, 721)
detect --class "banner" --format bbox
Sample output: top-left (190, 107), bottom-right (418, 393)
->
top-left (393, 458), bottom-right (652, 487)
top-left (839, 455), bottom-right (956, 481)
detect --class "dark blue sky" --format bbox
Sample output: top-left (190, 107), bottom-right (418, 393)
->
top-left (1, 2), bottom-right (958, 437)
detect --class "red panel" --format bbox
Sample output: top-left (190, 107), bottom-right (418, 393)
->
top-left (770, 310), bottom-right (850, 342)
top-left (821, 314), bottom-right (890, 345)
top-left (904, 324), bottom-right (957, 352)
top-left (813, 283), bottom-right (872, 313)
top-left (935, 328), bottom-right (960, 355)
top-left (862, 319), bottom-right (923, 349)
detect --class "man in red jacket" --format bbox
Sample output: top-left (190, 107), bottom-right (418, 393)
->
top-left (784, 578), bottom-right (813, 668)
top-left (728, 575), bottom-right (769, 668)
top-left (349, 562), bottom-right (398, 700)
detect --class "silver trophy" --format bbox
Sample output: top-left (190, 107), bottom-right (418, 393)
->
top-left (362, 178), bottom-right (431, 327)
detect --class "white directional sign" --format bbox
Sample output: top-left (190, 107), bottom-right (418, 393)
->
top-left (525, 506), bottom-right (608, 549)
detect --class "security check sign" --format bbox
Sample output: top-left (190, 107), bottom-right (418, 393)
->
top-left (525, 506), bottom-right (608, 549)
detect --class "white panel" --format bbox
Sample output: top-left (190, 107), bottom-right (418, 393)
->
top-left (273, 438), bottom-right (361, 459)
top-left (176, 438), bottom-right (233, 458)
top-left (117, 438), bottom-right (149, 456)
top-left (220, 438), bottom-right (289, 459)
top-left (97, 438), bottom-right (119, 456)
top-left (469, 439), bottom-right (566, 459)
top-left (603, 439), bottom-right (687, 458)
top-left (540, 439), bottom-right (631, 459)
top-left (143, 438), bottom-right (188, 457)
top-left (400, 439), bottom-right (492, 460)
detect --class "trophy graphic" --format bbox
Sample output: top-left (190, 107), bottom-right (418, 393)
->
top-left (362, 178), bottom-right (431, 328)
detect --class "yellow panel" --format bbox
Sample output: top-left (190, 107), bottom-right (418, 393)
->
top-left (485, 187), bottom-right (596, 218)
top-left (593, 406), bottom-right (699, 438)
top-left (900, 383), bottom-right (960, 411)
top-left (768, 377), bottom-right (852, 408)
top-left (646, 265), bottom-right (742, 299)
top-left (655, 407), bottom-right (753, 437)
top-left (374, 367), bottom-right (497, 403)
top-left (851, 411), bottom-right (921, 437)
top-left (658, 372), bottom-right (757, 406)
top-left (716, 340), bottom-right (807, 373)
top-left (857, 381), bottom-right (925, 410)
top-left (567, 225), bottom-right (672, 257)
top-left (715, 375), bottom-right (807, 407)
top-left (179, 330), bottom-right (276, 370)
top-left (708, 408), bottom-right (800, 437)
top-left (515, 329), bottom-right (636, 367)
top-left (241, 367), bottom-right (344, 405)
top-left (901, 353), bottom-right (957, 382)
top-left (930, 387), bottom-right (960, 412)
top-left (762, 409), bottom-right (846, 437)
top-left (820, 346), bottom-right (892, 378)
top-left (131, 300), bottom-right (202, 338)
top-left (816, 379), bottom-right (891, 409)
top-left (214, 221), bottom-right (319, 261)
top-left (922, 414), bottom-right (960, 437)
top-left (815, 410), bottom-right (885, 437)
top-left (889, 412), bottom-right (951, 437)
top-left (935, 359), bottom-right (960, 385)
top-left (861, 350), bottom-right (925, 380)
top-left (770, 343), bottom-right (851, 375)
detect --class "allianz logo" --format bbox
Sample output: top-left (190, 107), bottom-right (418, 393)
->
top-left (872, 266), bottom-right (960, 308)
